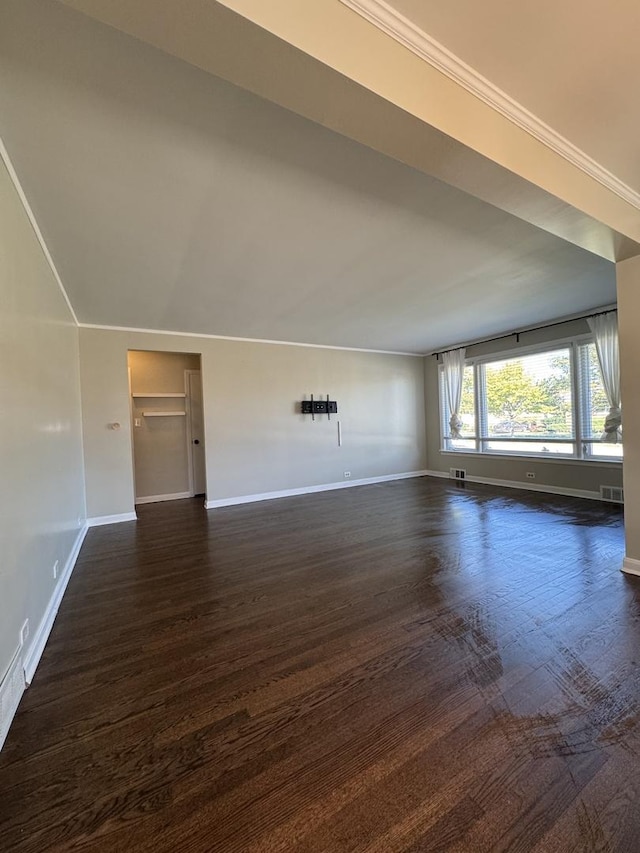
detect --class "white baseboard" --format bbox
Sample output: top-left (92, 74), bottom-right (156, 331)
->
top-left (424, 470), bottom-right (600, 501)
top-left (23, 524), bottom-right (88, 685)
top-left (205, 470), bottom-right (429, 509)
top-left (2, 524), bottom-right (89, 750)
top-left (622, 557), bottom-right (640, 577)
top-left (135, 492), bottom-right (191, 505)
top-left (0, 645), bottom-right (26, 752)
top-left (87, 512), bottom-right (137, 527)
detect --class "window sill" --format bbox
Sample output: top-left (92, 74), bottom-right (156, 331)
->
top-left (439, 449), bottom-right (622, 467)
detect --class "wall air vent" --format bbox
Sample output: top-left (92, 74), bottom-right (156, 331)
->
top-left (449, 468), bottom-right (466, 481)
top-left (600, 485), bottom-right (624, 504)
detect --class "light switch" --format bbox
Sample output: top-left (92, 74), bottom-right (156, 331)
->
top-left (134, 418), bottom-right (142, 427)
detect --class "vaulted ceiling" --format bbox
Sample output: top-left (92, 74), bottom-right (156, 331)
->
top-left (1, 0), bottom-right (635, 353)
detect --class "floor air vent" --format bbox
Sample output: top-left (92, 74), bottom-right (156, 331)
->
top-left (449, 467), bottom-right (466, 481)
top-left (600, 485), bottom-right (624, 504)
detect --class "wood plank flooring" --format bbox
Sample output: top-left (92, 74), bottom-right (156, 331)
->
top-left (0, 477), bottom-right (637, 851)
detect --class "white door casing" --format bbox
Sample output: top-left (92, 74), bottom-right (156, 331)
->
top-left (185, 369), bottom-right (207, 496)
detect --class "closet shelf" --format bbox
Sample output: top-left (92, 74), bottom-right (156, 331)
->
top-left (132, 392), bottom-right (186, 398)
top-left (142, 411), bottom-right (187, 417)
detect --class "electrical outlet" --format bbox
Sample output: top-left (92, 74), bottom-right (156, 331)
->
top-left (53, 560), bottom-right (59, 580)
top-left (20, 619), bottom-right (29, 647)
top-left (526, 472), bottom-right (536, 479)
top-left (343, 471), bottom-right (351, 479)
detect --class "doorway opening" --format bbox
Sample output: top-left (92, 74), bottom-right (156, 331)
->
top-left (128, 350), bottom-right (207, 505)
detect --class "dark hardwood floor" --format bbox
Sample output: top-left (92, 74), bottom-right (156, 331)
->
top-left (1, 477), bottom-right (637, 852)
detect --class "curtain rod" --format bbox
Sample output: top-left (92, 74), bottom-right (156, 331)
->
top-left (433, 307), bottom-right (617, 359)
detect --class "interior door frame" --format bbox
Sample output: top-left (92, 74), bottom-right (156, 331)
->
top-left (127, 364), bottom-right (140, 502)
top-left (184, 368), bottom-right (206, 497)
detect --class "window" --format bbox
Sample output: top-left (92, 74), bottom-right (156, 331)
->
top-left (579, 342), bottom-right (623, 460)
top-left (439, 364), bottom-right (475, 451)
top-left (440, 338), bottom-right (622, 461)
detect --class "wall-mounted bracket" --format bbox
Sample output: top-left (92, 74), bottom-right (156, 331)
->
top-left (300, 394), bottom-right (338, 420)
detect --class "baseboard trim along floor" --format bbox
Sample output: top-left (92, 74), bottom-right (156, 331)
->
top-left (205, 470), bottom-right (429, 509)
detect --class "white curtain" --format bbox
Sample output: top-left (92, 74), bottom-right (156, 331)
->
top-left (587, 312), bottom-right (622, 443)
top-left (442, 348), bottom-right (466, 439)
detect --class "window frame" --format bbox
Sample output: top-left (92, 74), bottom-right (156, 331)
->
top-left (438, 334), bottom-right (622, 464)
top-left (577, 340), bottom-right (623, 461)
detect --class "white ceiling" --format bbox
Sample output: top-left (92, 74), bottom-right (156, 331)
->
top-left (0, 0), bottom-right (616, 353)
top-left (391, 0), bottom-right (640, 192)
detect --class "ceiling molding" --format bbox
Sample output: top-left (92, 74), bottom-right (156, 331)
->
top-left (0, 136), bottom-right (79, 325)
top-left (339, 0), bottom-right (640, 211)
top-left (78, 324), bottom-right (424, 357)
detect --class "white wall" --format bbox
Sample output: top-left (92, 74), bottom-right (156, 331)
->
top-left (0, 154), bottom-right (86, 691)
top-left (79, 328), bottom-right (427, 517)
top-left (423, 317), bottom-right (623, 496)
top-left (617, 256), bottom-right (640, 564)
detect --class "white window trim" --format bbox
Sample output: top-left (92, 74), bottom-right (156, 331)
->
top-left (438, 450), bottom-right (622, 468)
top-left (438, 334), bottom-right (622, 464)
